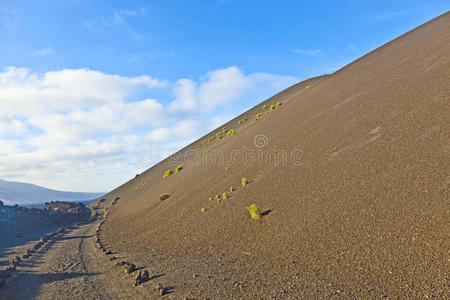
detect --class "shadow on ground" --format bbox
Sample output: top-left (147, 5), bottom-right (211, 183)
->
top-left (0, 271), bottom-right (99, 299)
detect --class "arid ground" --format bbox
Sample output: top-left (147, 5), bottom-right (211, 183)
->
top-left (1, 12), bottom-right (449, 299)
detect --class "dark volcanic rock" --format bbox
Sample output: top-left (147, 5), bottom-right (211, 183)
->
top-left (0, 201), bottom-right (91, 241)
top-left (9, 256), bottom-right (21, 264)
top-left (153, 283), bottom-right (166, 296)
top-left (125, 263), bottom-right (136, 274)
top-left (134, 270), bottom-right (150, 286)
top-left (6, 264), bottom-right (16, 272)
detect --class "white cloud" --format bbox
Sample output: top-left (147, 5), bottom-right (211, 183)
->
top-left (33, 47), bottom-right (56, 56)
top-left (145, 128), bottom-right (171, 142)
top-left (0, 67), bottom-right (166, 116)
top-left (199, 66), bottom-right (248, 110)
top-left (0, 115), bottom-right (27, 136)
top-left (347, 45), bottom-right (361, 52)
top-left (0, 66), bottom-right (298, 192)
top-left (125, 99), bottom-right (164, 126)
top-left (367, 10), bottom-right (412, 22)
top-left (169, 79), bottom-right (197, 111)
top-left (293, 49), bottom-right (322, 56)
top-left (169, 66), bottom-right (298, 112)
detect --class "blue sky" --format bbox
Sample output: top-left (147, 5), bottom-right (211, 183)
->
top-left (2, 1), bottom-right (449, 78)
top-left (0, 0), bottom-right (448, 192)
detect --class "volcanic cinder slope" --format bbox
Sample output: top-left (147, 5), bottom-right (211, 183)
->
top-left (100, 13), bottom-right (449, 298)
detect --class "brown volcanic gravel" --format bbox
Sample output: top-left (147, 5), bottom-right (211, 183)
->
top-left (98, 12), bottom-right (450, 298)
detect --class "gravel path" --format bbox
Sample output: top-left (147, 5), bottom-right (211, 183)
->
top-left (0, 221), bottom-right (150, 300)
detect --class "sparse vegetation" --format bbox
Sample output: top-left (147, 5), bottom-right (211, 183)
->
top-left (222, 192), bottom-right (228, 200)
top-left (238, 117), bottom-right (248, 125)
top-left (253, 112), bottom-right (263, 121)
top-left (112, 197), bottom-right (120, 205)
top-left (229, 186), bottom-right (234, 192)
top-left (270, 104), bottom-right (276, 110)
top-left (241, 177), bottom-right (248, 186)
top-left (175, 165), bottom-right (183, 174)
top-left (225, 167), bottom-right (229, 172)
top-left (306, 85), bottom-right (310, 89)
top-left (201, 208), bottom-right (206, 212)
top-left (263, 104), bottom-right (268, 109)
top-left (245, 204), bottom-right (261, 220)
top-left (158, 193), bottom-right (170, 201)
top-left (208, 197), bottom-right (213, 201)
top-left (227, 129), bottom-right (236, 136)
top-left (276, 101), bottom-right (282, 106)
top-left (163, 169), bottom-right (172, 178)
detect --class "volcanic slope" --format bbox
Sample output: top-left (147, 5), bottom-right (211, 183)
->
top-left (99, 12), bottom-right (449, 298)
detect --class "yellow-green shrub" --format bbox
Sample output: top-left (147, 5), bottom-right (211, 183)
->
top-left (158, 193), bottom-right (170, 201)
top-left (163, 169), bottom-right (172, 178)
top-left (245, 204), bottom-right (261, 220)
top-left (175, 165), bottom-right (183, 174)
top-left (227, 129), bottom-right (236, 136)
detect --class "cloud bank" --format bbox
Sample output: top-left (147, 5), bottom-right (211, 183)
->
top-left (0, 66), bottom-right (297, 192)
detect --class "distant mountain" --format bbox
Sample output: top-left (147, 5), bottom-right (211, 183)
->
top-left (0, 179), bottom-right (104, 205)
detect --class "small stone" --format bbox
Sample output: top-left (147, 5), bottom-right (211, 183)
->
top-left (9, 256), bottom-right (22, 264)
top-left (153, 283), bottom-right (166, 296)
top-left (125, 263), bottom-right (136, 274)
top-left (6, 264), bottom-right (16, 272)
top-left (134, 270), bottom-right (150, 286)
top-left (105, 250), bottom-right (112, 255)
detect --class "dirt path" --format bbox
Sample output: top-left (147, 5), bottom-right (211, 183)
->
top-left (0, 221), bottom-right (151, 300)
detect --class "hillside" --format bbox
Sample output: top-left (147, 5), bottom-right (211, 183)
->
top-left (0, 179), bottom-right (103, 205)
top-left (2, 12), bottom-right (447, 299)
top-left (95, 12), bottom-right (450, 298)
